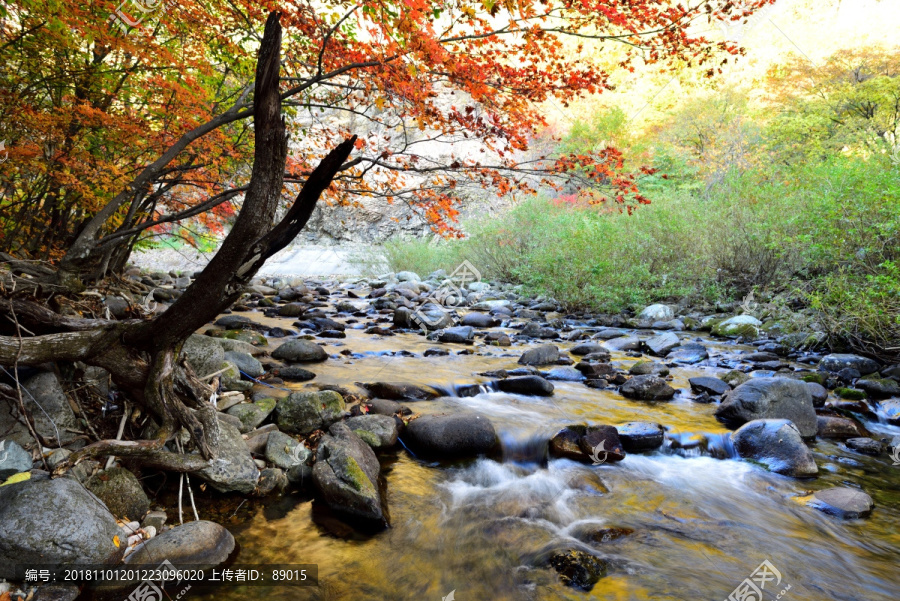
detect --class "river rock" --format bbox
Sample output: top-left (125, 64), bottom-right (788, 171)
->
top-left (731, 419), bottom-right (818, 477)
top-left (712, 315), bottom-right (762, 338)
top-left (275, 365), bottom-right (317, 381)
top-left (845, 437), bottom-right (882, 455)
top-left (592, 328), bottom-right (627, 340)
top-left (628, 361), bottom-right (669, 377)
top-left (265, 431), bottom-right (310, 469)
top-left (84, 467), bottom-right (150, 521)
top-left (805, 381), bottom-right (828, 407)
top-left (0, 477), bottom-right (124, 578)
top-left (227, 398), bottom-right (276, 433)
top-left (689, 377), bottom-right (731, 397)
top-left (667, 342), bottom-right (709, 364)
top-left (402, 413), bottom-right (497, 459)
top-left (0, 372), bottom-right (79, 447)
top-left (359, 381), bottom-right (439, 401)
top-left (182, 334), bottom-right (226, 378)
top-left (197, 417), bottom-right (259, 494)
top-left (715, 378), bottom-right (816, 438)
top-left (496, 376), bottom-right (554, 396)
top-left (544, 367), bottom-right (584, 382)
top-left (569, 343), bottom-right (607, 356)
top-left (602, 336), bottom-right (641, 352)
top-left (272, 339), bottom-right (328, 363)
top-left (224, 351), bottom-right (264, 378)
top-left (620, 375), bottom-right (676, 401)
top-left (639, 304), bottom-right (674, 322)
top-left (343, 414), bottom-right (400, 449)
top-left (461, 312), bottom-right (499, 327)
top-left (518, 344), bottom-right (560, 366)
top-left (645, 332), bottom-right (680, 356)
top-left (616, 422), bottom-right (665, 452)
top-left (548, 549), bottom-right (608, 591)
top-left (312, 422), bottom-right (384, 522)
top-left (810, 487), bottom-right (874, 519)
top-left (438, 326), bottom-right (475, 343)
top-left (125, 520), bottom-right (235, 566)
top-left (819, 353), bottom-right (880, 375)
top-left (855, 376), bottom-right (900, 399)
top-left (575, 362), bottom-right (616, 378)
top-left (412, 303), bottom-right (455, 330)
top-left (0, 440), bottom-right (33, 479)
top-left (816, 415), bottom-right (868, 440)
top-left (549, 425), bottom-right (625, 463)
top-left (276, 390), bottom-right (346, 435)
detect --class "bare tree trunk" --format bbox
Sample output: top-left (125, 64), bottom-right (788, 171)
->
top-left (0, 10), bottom-right (355, 476)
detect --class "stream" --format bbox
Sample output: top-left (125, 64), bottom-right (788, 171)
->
top-left (190, 295), bottom-right (900, 601)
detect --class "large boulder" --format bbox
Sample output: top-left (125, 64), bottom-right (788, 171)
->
top-left (496, 376), bottom-right (554, 397)
top-left (0, 372), bottom-right (79, 446)
top-left (125, 520), bottom-right (235, 567)
top-left (715, 378), bottom-right (816, 438)
top-left (0, 478), bottom-right (124, 578)
top-left (518, 345), bottom-right (560, 366)
top-left (84, 468), bottom-right (150, 521)
top-left (638, 304), bottom-right (674, 322)
top-left (712, 315), bottom-right (762, 338)
top-left (549, 425), bottom-right (625, 463)
top-left (819, 354), bottom-right (880, 376)
top-left (569, 343), bottom-right (607, 357)
top-left (276, 390), bottom-right (346, 435)
top-left (731, 419), bottom-right (818, 478)
top-left (312, 423), bottom-right (385, 522)
top-left (619, 375), bottom-right (676, 401)
top-left (197, 417), bottom-right (259, 494)
top-left (402, 413), bottom-right (497, 459)
top-left (182, 334), bottom-right (226, 378)
top-left (272, 339), bottom-right (328, 363)
top-left (343, 415), bottom-right (400, 449)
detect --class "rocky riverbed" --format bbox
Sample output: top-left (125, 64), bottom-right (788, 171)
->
top-left (1, 268), bottom-right (899, 601)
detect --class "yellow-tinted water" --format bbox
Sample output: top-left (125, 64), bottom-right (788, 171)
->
top-left (190, 307), bottom-right (900, 601)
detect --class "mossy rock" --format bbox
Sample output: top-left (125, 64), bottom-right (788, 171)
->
top-left (835, 387), bottom-right (866, 400)
top-left (257, 297), bottom-right (275, 307)
top-left (84, 467), bottom-right (150, 521)
top-left (720, 370), bottom-right (750, 388)
top-left (224, 330), bottom-right (267, 346)
top-left (352, 429), bottom-right (381, 449)
top-left (800, 372), bottom-right (827, 385)
top-left (338, 455), bottom-right (377, 496)
top-left (682, 317), bottom-right (700, 330)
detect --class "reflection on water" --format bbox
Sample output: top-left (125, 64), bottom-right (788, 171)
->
top-left (191, 310), bottom-right (900, 601)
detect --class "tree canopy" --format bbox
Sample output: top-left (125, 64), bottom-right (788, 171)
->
top-left (1, 0), bottom-right (773, 280)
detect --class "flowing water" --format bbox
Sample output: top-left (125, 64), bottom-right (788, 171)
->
top-left (193, 308), bottom-right (900, 601)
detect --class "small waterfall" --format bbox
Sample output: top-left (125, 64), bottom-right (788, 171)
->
top-left (498, 430), bottom-right (550, 465)
top-left (664, 431), bottom-right (738, 460)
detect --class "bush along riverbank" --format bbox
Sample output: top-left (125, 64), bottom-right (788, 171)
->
top-left (1, 266), bottom-right (899, 598)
